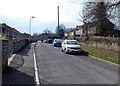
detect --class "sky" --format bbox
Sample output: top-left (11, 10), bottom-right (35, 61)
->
top-left (0, 0), bottom-right (84, 35)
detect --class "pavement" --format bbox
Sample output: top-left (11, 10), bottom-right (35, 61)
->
top-left (35, 42), bottom-right (118, 84)
top-left (2, 43), bottom-right (36, 86)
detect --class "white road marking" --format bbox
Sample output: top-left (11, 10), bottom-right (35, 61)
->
top-left (33, 46), bottom-right (40, 85)
top-left (8, 54), bottom-right (16, 65)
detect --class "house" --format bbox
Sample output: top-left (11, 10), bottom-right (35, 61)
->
top-left (0, 23), bottom-right (12, 40)
top-left (74, 22), bottom-right (97, 37)
top-left (64, 18), bottom-right (120, 38)
top-left (64, 28), bottom-right (76, 37)
top-left (69, 28), bottom-right (75, 36)
top-left (64, 29), bottom-right (70, 37)
top-left (75, 19), bottom-right (118, 37)
top-left (11, 28), bottom-right (21, 40)
top-left (75, 26), bottom-right (83, 37)
top-left (95, 18), bottom-right (115, 36)
top-left (64, 22), bottom-right (96, 37)
top-left (75, 25), bottom-right (87, 37)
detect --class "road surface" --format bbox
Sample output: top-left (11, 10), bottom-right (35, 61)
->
top-left (35, 42), bottom-right (118, 84)
top-left (2, 42), bottom-right (118, 85)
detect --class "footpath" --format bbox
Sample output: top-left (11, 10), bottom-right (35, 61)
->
top-left (2, 43), bottom-right (36, 86)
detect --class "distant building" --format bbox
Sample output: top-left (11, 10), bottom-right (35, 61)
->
top-left (64, 18), bottom-right (120, 37)
top-left (38, 33), bottom-right (58, 41)
top-left (75, 26), bottom-right (83, 37)
top-left (64, 28), bottom-right (76, 37)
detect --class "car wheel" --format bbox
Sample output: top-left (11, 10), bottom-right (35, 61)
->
top-left (64, 48), bottom-right (68, 54)
top-left (61, 47), bottom-right (64, 52)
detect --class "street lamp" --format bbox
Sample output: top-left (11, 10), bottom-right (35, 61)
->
top-left (29, 16), bottom-right (35, 35)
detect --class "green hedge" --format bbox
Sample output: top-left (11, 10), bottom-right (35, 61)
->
top-left (76, 36), bottom-right (118, 45)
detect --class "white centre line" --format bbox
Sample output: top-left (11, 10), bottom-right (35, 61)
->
top-left (33, 45), bottom-right (40, 86)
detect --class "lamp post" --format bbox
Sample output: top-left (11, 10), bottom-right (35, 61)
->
top-left (29, 16), bottom-right (35, 35)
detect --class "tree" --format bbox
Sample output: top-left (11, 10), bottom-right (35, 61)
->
top-left (94, 1), bottom-right (120, 35)
top-left (79, 1), bottom-right (120, 36)
top-left (33, 32), bottom-right (41, 36)
top-left (79, 2), bottom-right (96, 37)
top-left (33, 33), bottom-right (39, 41)
top-left (43, 28), bottom-right (52, 34)
top-left (81, 1), bottom-right (120, 23)
top-left (55, 24), bottom-right (66, 38)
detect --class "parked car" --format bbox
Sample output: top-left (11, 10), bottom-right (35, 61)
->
top-left (61, 39), bottom-right (82, 53)
top-left (43, 40), bottom-right (47, 43)
top-left (52, 39), bottom-right (62, 47)
top-left (47, 38), bottom-right (53, 44)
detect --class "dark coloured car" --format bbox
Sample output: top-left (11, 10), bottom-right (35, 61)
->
top-left (43, 40), bottom-right (47, 43)
top-left (52, 39), bottom-right (62, 47)
top-left (47, 39), bottom-right (53, 44)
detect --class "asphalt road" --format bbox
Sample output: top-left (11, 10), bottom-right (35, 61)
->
top-left (35, 42), bottom-right (118, 84)
top-left (2, 43), bottom-right (36, 86)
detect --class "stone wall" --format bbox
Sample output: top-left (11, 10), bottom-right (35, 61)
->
top-left (1, 40), bottom-right (9, 71)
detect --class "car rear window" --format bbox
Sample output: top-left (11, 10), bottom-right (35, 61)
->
top-left (66, 41), bottom-right (78, 45)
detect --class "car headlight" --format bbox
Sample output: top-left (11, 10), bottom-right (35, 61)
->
top-left (67, 47), bottom-right (71, 50)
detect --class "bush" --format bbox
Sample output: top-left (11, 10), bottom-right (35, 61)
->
top-left (76, 36), bottom-right (118, 45)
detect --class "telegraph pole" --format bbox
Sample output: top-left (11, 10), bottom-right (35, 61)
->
top-left (29, 16), bottom-right (35, 35)
top-left (57, 6), bottom-right (59, 31)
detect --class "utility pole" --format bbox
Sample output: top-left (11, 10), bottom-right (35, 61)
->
top-left (57, 6), bottom-right (59, 31)
top-left (29, 16), bottom-right (35, 35)
top-left (57, 6), bottom-right (60, 38)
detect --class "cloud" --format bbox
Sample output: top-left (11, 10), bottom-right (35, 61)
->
top-left (0, 0), bottom-right (82, 22)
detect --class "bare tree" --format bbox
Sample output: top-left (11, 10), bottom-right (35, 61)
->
top-left (43, 28), bottom-right (52, 34)
top-left (56, 24), bottom-right (66, 38)
top-left (82, 1), bottom-right (120, 22)
top-left (79, 2), bottom-right (97, 37)
top-left (33, 33), bottom-right (39, 41)
top-left (79, 0), bottom-right (120, 36)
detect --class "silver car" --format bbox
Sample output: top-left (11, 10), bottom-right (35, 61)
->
top-left (61, 39), bottom-right (82, 53)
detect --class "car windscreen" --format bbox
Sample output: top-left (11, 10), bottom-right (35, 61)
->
top-left (66, 41), bottom-right (78, 45)
top-left (55, 39), bottom-right (61, 43)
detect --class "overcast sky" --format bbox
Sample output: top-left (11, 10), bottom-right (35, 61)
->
top-left (0, 0), bottom-right (84, 34)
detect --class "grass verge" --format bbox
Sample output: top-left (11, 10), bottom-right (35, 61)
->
top-left (83, 47), bottom-right (119, 64)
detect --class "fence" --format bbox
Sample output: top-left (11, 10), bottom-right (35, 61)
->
top-left (0, 40), bottom-right (9, 71)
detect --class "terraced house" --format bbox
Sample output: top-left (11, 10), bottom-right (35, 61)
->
top-left (65, 19), bottom-right (120, 37)
top-left (64, 22), bottom-right (97, 38)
